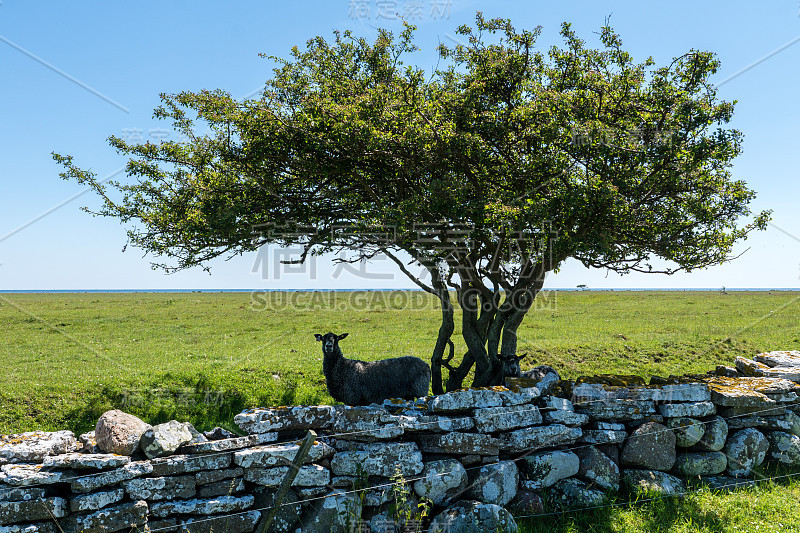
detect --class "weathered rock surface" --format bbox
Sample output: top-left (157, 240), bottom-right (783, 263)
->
top-left (233, 441), bottom-right (331, 469)
top-left (253, 487), bottom-right (301, 533)
top-left (60, 500), bottom-right (148, 533)
top-left (693, 416), bottom-right (729, 452)
top-left (298, 490), bottom-right (362, 533)
top-left (765, 431), bottom-right (800, 465)
top-left (244, 464), bottom-right (331, 487)
top-left (234, 405), bottom-right (336, 433)
top-left (124, 475), bottom-right (196, 500)
top-left (330, 442), bottom-right (423, 477)
top-left (473, 405), bottom-right (542, 433)
top-left (0, 486), bottom-right (47, 502)
top-left (549, 478), bottom-right (607, 509)
top-left (139, 420), bottom-right (194, 459)
top-left (94, 410), bottom-right (150, 456)
top-left (672, 452), bottom-right (727, 476)
top-left (658, 401), bottom-right (716, 418)
top-left (621, 422), bottom-right (676, 471)
top-left (413, 459), bottom-right (468, 506)
top-left (622, 469), bottom-right (686, 495)
top-left (149, 452), bottom-right (232, 477)
top-left (180, 432), bottom-right (277, 454)
top-left (520, 450), bottom-right (580, 490)
top-left (0, 431), bottom-right (78, 465)
top-left (579, 429), bottom-right (628, 445)
top-left (0, 497), bottom-right (67, 524)
top-left (572, 383), bottom-right (709, 403)
top-left (723, 428), bottom-right (768, 477)
top-left (42, 452), bottom-right (129, 470)
top-left (195, 466), bottom-right (244, 485)
top-left (498, 424), bottom-right (581, 453)
top-left (180, 510), bottom-right (262, 533)
top-left (576, 399), bottom-right (656, 421)
top-left (1, 464), bottom-right (67, 487)
top-left (417, 432), bottom-right (501, 456)
top-left (466, 461), bottom-right (518, 506)
top-left (149, 494), bottom-right (254, 518)
top-left (667, 418), bottom-right (704, 447)
top-left (71, 461), bottom-right (153, 493)
top-left (331, 406), bottom-right (407, 441)
top-left (197, 477), bottom-right (245, 498)
top-left (429, 389), bottom-right (504, 413)
top-left (400, 412), bottom-right (475, 433)
top-left (575, 446), bottom-right (620, 491)
top-left (69, 487), bottom-right (125, 513)
top-left (506, 489), bottom-right (544, 516)
top-left (428, 500), bottom-right (518, 533)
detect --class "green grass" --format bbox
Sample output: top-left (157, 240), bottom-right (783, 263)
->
top-left (0, 290), bottom-right (798, 434)
top-left (1, 290), bottom-right (799, 531)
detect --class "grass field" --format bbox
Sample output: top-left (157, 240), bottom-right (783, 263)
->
top-left (1, 290), bottom-right (799, 532)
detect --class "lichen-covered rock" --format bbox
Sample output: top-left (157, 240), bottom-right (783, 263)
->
top-left (575, 446), bottom-right (620, 491)
top-left (429, 389), bottom-right (504, 413)
top-left (331, 406), bottom-right (405, 441)
top-left (473, 405), bottom-right (542, 433)
top-left (498, 424), bottom-right (581, 453)
top-left (0, 522), bottom-right (57, 533)
top-left (578, 429), bottom-right (627, 445)
top-left (765, 431), bottom-right (800, 465)
top-left (417, 432), bottom-right (501, 456)
top-left (149, 452), bottom-right (232, 477)
top-left (139, 420), bottom-right (194, 459)
top-left (60, 500), bottom-right (148, 533)
top-left (465, 461), bottom-right (518, 506)
top-left (180, 433), bottom-right (277, 454)
top-left (672, 452), bottom-right (727, 476)
top-left (693, 416), bottom-right (729, 452)
top-left (71, 461), bottom-right (154, 493)
top-left (195, 467), bottom-right (244, 485)
top-left (234, 405), bottom-right (336, 434)
top-left (149, 494), bottom-right (254, 518)
top-left (0, 497), bottom-right (67, 524)
top-left (620, 422), bottom-right (676, 471)
top-left (704, 377), bottom-right (778, 407)
top-left (298, 489), bottom-right (362, 533)
top-left (78, 431), bottom-right (100, 454)
top-left (0, 464), bottom-right (67, 487)
top-left (0, 431), bottom-right (78, 465)
top-left (541, 398), bottom-right (589, 426)
top-left (180, 510), bottom-right (262, 533)
top-left (42, 452), bottom-right (130, 470)
top-left (233, 441), bottom-right (331, 469)
top-left (576, 399), bottom-right (656, 422)
top-left (0, 486), bottom-right (47, 502)
top-left (548, 478), bottom-right (607, 509)
top-left (428, 500), bottom-right (518, 533)
top-left (331, 442), bottom-right (423, 477)
top-left (572, 383), bottom-right (709, 403)
top-left (94, 410), bottom-right (151, 456)
top-left (197, 477), bottom-right (245, 498)
top-left (204, 427), bottom-right (237, 440)
top-left (658, 402), bottom-right (716, 418)
top-left (69, 487), bottom-right (125, 513)
top-left (498, 387), bottom-right (541, 406)
top-left (244, 464), bottom-right (331, 487)
top-left (253, 487), bottom-right (302, 533)
top-left (413, 459), bottom-right (468, 505)
top-left (724, 428), bottom-right (768, 477)
top-left (622, 469), bottom-right (686, 495)
top-left (123, 475), bottom-right (196, 500)
top-left (667, 418), bottom-right (705, 447)
top-left (506, 489), bottom-right (543, 516)
top-left (399, 412), bottom-right (475, 433)
top-left (520, 450), bottom-right (580, 490)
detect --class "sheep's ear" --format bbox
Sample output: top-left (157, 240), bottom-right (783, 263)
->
top-left (517, 353), bottom-right (528, 361)
top-left (338, 333), bottom-right (349, 340)
top-left (314, 334), bottom-right (323, 342)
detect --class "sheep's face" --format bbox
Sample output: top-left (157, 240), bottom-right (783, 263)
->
top-left (499, 353), bottom-right (527, 378)
top-left (315, 332), bottom-right (348, 356)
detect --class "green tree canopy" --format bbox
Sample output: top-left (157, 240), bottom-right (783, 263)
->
top-left (56, 14), bottom-right (770, 393)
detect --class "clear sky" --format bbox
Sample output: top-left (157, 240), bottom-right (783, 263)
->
top-left (1, 0), bottom-right (798, 290)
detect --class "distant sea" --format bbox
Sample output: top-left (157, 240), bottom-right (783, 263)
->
top-left (0, 288), bottom-right (797, 294)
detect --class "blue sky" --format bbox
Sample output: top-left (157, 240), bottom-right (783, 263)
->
top-left (0, 0), bottom-right (798, 290)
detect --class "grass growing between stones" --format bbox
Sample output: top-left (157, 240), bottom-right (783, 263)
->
top-left (0, 290), bottom-right (798, 435)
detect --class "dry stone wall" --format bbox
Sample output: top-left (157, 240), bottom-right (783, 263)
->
top-left (2, 351), bottom-right (800, 532)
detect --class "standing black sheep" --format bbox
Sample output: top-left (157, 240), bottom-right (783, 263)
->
top-left (315, 332), bottom-right (431, 406)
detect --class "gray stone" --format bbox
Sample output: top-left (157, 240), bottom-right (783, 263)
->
top-left (0, 486), bottom-right (47, 502)
top-left (78, 431), bottom-right (100, 454)
top-left (197, 477), bottom-right (245, 498)
top-left (69, 487), bottom-right (125, 512)
top-left (150, 452), bottom-right (232, 476)
top-left (724, 428), bottom-right (768, 477)
top-left (667, 418), bottom-right (705, 447)
top-left (707, 381), bottom-right (776, 408)
top-left (94, 410), bottom-right (151, 456)
top-left (658, 402), bottom-right (716, 418)
top-left (575, 446), bottom-right (620, 491)
top-left (506, 489), bottom-right (543, 516)
top-left (754, 350), bottom-right (800, 368)
top-left (417, 432), bottom-right (500, 456)
top-left (42, 452), bottom-right (129, 470)
top-left (204, 427), bottom-right (237, 440)
top-left (71, 461), bottom-right (153, 493)
top-left (180, 510), bottom-right (261, 533)
top-left (180, 432), bottom-right (277, 454)
top-left (140, 420), bottom-right (194, 459)
top-left (576, 399), bottom-right (656, 421)
top-left (765, 431), bottom-right (800, 465)
top-left (399, 412), bottom-right (475, 432)
top-left (672, 452), bottom-right (727, 476)
top-left (473, 405), bottom-right (542, 433)
top-left (0, 464), bottom-right (66, 487)
top-left (331, 406), bottom-right (405, 441)
top-left (549, 478), bottom-right (607, 509)
top-left (428, 500), bottom-right (518, 533)
top-left (620, 422), bottom-right (676, 471)
top-left (498, 424), bottom-right (582, 453)
top-left (234, 405), bottom-right (336, 433)
top-left (234, 441), bottom-right (332, 469)
top-left (622, 469), bottom-right (686, 495)
top-left (331, 442), bottom-right (423, 477)
top-left (544, 409), bottom-right (589, 426)
top-left (0, 523), bottom-right (56, 533)
top-left (572, 383), bottom-right (709, 403)
top-left (124, 475), bottom-right (196, 500)
top-left (520, 451), bottom-right (580, 490)
top-left (60, 500), bottom-right (148, 533)
top-left (298, 489), bottom-right (362, 533)
top-left (498, 387), bottom-right (541, 406)
top-left (149, 494), bottom-right (254, 518)
top-left (596, 422), bottom-right (625, 430)
top-left (195, 466), bottom-right (244, 485)
top-left (693, 475), bottom-right (757, 492)
top-left (244, 464), bottom-right (331, 487)
top-left (465, 461), bottom-right (518, 506)
top-left (413, 459), bottom-right (468, 506)
top-left (253, 487), bottom-right (302, 533)
top-left (693, 416), bottom-right (729, 452)
top-left (429, 389), bottom-right (504, 413)
top-left (0, 497), bottom-right (67, 524)
top-left (0, 431), bottom-right (78, 465)
top-left (578, 430), bottom-right (627, 445)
